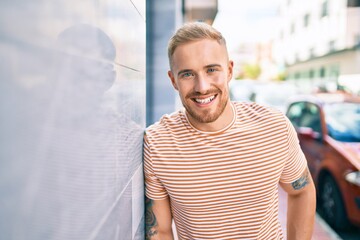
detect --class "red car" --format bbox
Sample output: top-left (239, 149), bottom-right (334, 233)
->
top-left (286, 93), bottom-right (360, 230)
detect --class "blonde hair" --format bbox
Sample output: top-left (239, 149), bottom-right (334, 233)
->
top-left (168, 22), bottom-right (227, 67)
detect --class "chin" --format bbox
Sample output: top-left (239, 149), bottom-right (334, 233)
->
top-left (187, 107), bottom-right (223, 124)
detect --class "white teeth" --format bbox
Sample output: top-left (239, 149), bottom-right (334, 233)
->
top-left (195, 95), bottom-right (215, 104)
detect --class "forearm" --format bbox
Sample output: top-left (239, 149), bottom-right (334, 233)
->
top-left (286, 187), bottom-right (316, 240)
top-left (145, 222), bottom-right (174, 240)
top-left (153, 230), bottom-right (174, 240)
top-left (145, 197), bottom-right (174, 240)
top-left (146, 228), bottom-right (174, 240)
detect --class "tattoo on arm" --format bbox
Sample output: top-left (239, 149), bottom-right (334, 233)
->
top-left (291, 169), bottom-right (310, 190)
top-left (145, 197), bottom-right (158, 240)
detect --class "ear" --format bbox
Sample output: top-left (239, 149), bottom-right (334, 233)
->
top-left (168, 70), bottom-right (179, 91)
top-left (227, 60), bottom-right (234, 83)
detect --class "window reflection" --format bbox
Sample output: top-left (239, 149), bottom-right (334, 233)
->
top-left (324, 103), bottom-right (360, 142)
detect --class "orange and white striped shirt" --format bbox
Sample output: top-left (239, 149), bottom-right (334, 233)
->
top-left (144, 102), bottom-right (307, 239)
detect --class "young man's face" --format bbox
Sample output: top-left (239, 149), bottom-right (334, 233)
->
top-left (168, 39), bottom-right (233, 127)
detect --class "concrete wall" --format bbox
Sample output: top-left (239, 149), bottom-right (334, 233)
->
top-left (0, 0), bottom-right (145, 239)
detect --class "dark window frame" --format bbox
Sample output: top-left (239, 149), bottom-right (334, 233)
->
top-left (321, 0), bottom-right (329, 18)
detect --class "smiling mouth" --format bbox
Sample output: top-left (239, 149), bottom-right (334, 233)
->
top-left (192, 94), bottom-right (217, 104)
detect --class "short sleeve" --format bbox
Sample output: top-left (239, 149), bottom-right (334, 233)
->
top-left (280, 117), bottom-right (308, 183)
top-left (143, 133), bottom-right (168, 200)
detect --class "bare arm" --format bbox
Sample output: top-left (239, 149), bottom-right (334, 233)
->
top-left (280, 167), bottom-right (316, 240)
top-left (145, 196), bottom-right (174, 240)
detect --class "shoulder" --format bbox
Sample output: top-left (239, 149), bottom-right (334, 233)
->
top-left (145, 110), bottom-right (184, 142)
top-left (233, 101), bottom-right (286, 122)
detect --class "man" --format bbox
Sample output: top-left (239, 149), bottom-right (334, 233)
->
top-left (144, 22), bottom-right (316, 240)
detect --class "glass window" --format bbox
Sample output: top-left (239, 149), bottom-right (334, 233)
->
top-left (329, 65), bottom-right (339, 78)
top-left (309, 69), bottom-right (314, 79)
top-left (287, 102), bottom-right (303, 128)
top-left (304, 13), bottom-right (310, 27)
top-left (309, 48), bottom-right (315, 58)
top-left (321, 0), bottom-right (328, 18)
top-left (287, 102), bottom-right (322, 133)
top-left (290, 22), bottom-right (295, 34)
top-left (348, 0), bottom-right (360, 7)
top-left (324, 102), bottom-right (360, 142)
top-left (300, 103), bottom-right (322, 132)
top-left (320, 67), bottom-right (326, 78)
top-left (329, 40), bottom-right (335, 52)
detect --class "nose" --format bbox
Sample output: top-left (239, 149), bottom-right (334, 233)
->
top-left (194, 73), bottom-right (211, 94)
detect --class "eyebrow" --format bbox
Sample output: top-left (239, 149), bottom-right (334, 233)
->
top-left (177, 69), bottom-right (192, 77)
top-left (205, 64), bottom-right (222, 69)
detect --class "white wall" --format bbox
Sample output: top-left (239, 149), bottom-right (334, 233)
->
top-left (0, 0), bottom-right (145, 239)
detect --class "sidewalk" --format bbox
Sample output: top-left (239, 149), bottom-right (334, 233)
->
top-left (278, 186), bottom-right (342, 240)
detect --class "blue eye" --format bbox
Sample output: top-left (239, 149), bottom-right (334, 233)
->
top-left (208, 68), bottom-right (216, 73)
top-left (182, 72), bottom-right (193, 78)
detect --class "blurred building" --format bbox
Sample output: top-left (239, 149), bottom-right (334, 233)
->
top-left (231, 42), bottom-right (279, 81)
top-left (256, 42), bottom-right (279, 81)
top-left (183, 0), bottom-right (218, 24)
top-left (273, 0), bottom-right (360, 93)
top-left (146, 0), bottom-right (218, 125)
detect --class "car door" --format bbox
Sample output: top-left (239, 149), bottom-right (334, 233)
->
top-left (287, 101), bottom-right (324, 178)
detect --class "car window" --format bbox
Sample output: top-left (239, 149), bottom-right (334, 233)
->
top-left (324, 102), bottom-right (360, 142)
top-left (299, 103), bottom-right (321, 133)
top-left (287, 102), bottom-right (303, 128)
top-left (287, 102), bottom-right (322, 133)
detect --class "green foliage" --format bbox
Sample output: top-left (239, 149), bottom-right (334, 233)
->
top-left (275, 72), bottom-right (286, 81)
top-left (242, 64), bottom-right (261, 80)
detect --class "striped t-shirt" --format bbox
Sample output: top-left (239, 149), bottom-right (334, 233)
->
top-left (144, 101), bottom-right (307, 239)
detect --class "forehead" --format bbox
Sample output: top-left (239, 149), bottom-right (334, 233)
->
top-left (171, 39), bottom-right (228, 71)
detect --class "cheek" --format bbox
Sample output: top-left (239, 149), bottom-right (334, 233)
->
top-left (212, 73), bottom-right (227, 84)
top-left (176, 84), bottom-right (191, 99)
top-left (177, 80), bottom-right (193, 92)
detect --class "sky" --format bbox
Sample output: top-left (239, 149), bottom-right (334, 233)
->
top-left (213, 0), bottom-right (281, 52)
